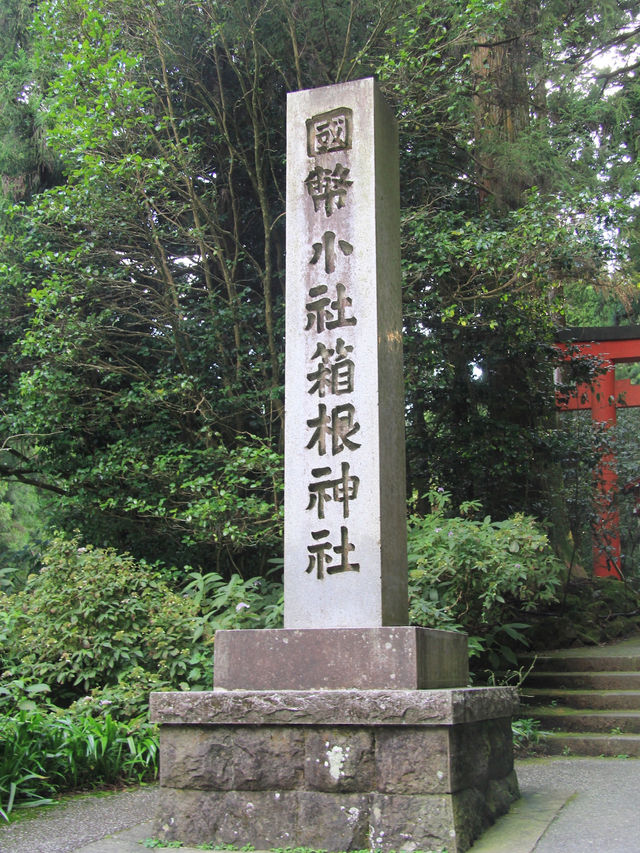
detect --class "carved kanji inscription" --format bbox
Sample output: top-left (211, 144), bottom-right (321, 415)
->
top-left (306, 107), bottom-right (353, 155)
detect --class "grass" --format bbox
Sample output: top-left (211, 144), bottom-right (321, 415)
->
top-left (0, 708), bottom-right (158, 821)
top-left (511, 716), bottom-right (546, 755)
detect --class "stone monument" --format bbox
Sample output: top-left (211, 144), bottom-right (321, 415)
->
top-left (285, 77), bottom-right (407, 631)
top-left (151, 78), bottom-right (519, 853)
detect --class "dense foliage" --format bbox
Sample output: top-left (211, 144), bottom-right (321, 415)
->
top-left (0, 536), bottom-right (209, 706)
top-left (0, 535), bottom-right (284, 716)
top-left (0, 534), bottom-right (282, 817)
top-left (0, 708), bottom-right (157, 819)
top-left (0, 0), bottom-right (638, 576)
top-left (407, 489), bottom-right (566, 667)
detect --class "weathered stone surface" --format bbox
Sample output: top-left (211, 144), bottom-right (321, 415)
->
top-left (449, 718), bottom-right (515, 790)
top-left (159, 726), bottom-right (234, 790)
top-left (482, 769), bottom-right (520, 818)
top-left (232, 727), bottom-right (305, 790)
top-left (214, 791), bottom-right (299, 848)
top-left (449, 721), bottom-right (492, 791)
top-left (450, 787), bottom-right (493, 851)
top-left (155, 788), bottom-right (221, 844)
top-left (213, 626), bottom-right (468, 690)
top-left (284, 77), bottom-right (407, 629)
top-left (150, 686), bottom-right (519, 727)
top-left (152, 688), bottom-right (520, 852)
top-left (298, 792), bottom-right (371, 850)
top-left (374, 718), bottom-right (516, 796)
top-left (450, 772), bottom-right (520, 851)
top-left (305, 729), bottom-right (375, 791)
top-left (486, 769), bottom-right (520, 814)
top-left (370, 792), bottom-right (457, 852)
top-left (376, 726), bottom-right (450, 794)
top-left (487, 716), bottom-right (516, 780)
top-left (155, 789), bottom-right (298, 848)
top-left (160, 725), bottom-right (305, 791)
top-left (369, 777), bottom-right (519, 853)
top-left (154, 781), bottom-right (519, 853)
top-left (155, 786), bottom-right (518, 853)
top-left (453, 686), bottom-right (520, 723)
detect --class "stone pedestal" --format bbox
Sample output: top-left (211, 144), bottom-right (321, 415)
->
top-left (213, 626), bottom-right (469, 690)
top-left (150, 687), bottom-right (519, 853)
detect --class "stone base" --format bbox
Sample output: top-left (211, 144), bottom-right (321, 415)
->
top-left (151, 688), bottom-right (519, 853)
top-left (213, 626), bottom-right (468, 690)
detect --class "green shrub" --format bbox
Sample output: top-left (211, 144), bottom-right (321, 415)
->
top-left (65, 666), bottom-right (174, 721)
top-left (1, 535), bottom-right (213, 710)
top-left (408, 490), bottom-right (565, 668)
top-left (527, 576), bottom-right (640, 649)
top-left (183, 565), bottom-right (284, 633)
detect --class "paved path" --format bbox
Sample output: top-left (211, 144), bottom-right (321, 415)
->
top-left (472, 757), bottom-right (640, 852)
top-left (1, 757), bottom-right (640, 852)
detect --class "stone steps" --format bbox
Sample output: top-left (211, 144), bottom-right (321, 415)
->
top-left (524, 707), bottom-right (640, 733)
top-left (519, 638), bottom-right (640, 756)
top-left (524, 670), bottom-right (640, 690)
top-left (521, 688), bottom-right (640, 710)
top-left (526, 653), bottom-right (640, 673)
top-left (541, 732), bottom-right (640, 757)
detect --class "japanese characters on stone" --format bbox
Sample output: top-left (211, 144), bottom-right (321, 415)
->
top-left (304, 107), bottom-right (360, 580)
top-left (306, 107), bottom-right (353, 155)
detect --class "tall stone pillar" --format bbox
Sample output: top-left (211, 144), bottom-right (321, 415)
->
top-left (284, 78), bottom-right (407, 629)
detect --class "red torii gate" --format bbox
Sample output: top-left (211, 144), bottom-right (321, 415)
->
top-left (556, 326), bottom-right (640, 579)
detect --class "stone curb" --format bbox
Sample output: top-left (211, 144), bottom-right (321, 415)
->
top-left (468, 790), bottom-right (572, 852)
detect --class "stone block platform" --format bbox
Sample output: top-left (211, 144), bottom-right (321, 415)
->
top-left (150, 687), bottom-right (519, 853)
top-left (214, 627), bottom-right (469, 691)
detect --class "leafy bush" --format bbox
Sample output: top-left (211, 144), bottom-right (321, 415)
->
top-left (184, 564), bottom-right (284, 633)
top-left (0, 536), bottom-right (284, 821)
top-left (0, 535), bottom-right (213, 711)
top-left (408, 490), bottom-right (565, 668)
top-left (0, 706), bottom-right (157, 820)
top-left (64, 667), bottom-right (174, 722)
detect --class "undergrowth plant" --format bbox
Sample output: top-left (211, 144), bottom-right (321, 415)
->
top-left (183, 564), bottom-right (284, 633)
top-left (0, 536), bottom-right (286, 820)
top-left (511, 717), bottom-right (545, 754)
top-left (407, 489), bottom-right (566, 669)
top-left (0, 707), bottom-right (157, 820)
top-left (0, 535), bottom-right (214, 714)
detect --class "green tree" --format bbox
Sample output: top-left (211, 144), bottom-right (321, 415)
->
top-left (382, 0), bottom-right (640, 517)
top-left (0, 0), bottom-right (62, 200)
top-left (0, 0), bottom-right (401, 572)
top-left (0, 0), bottom-right (638, 574)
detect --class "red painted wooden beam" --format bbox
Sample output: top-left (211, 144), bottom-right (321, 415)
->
top-left (563, 338), bottom-right (640, 363)
top-left (558, 376), bottom-right (640, 411)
